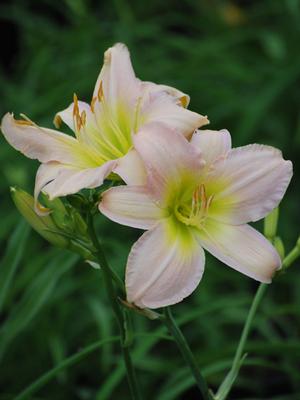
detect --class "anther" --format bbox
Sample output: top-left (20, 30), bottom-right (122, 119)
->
top-left (76, 114), bottom-right (82, 131)
top-left (97, 81), bottom-right (104, 101)
top-left (90, 97), bottom-right (97, 113)
top-left (73, 93), bottom-right (79, 117)
top-left (81, 110), bottom-right (86, 126)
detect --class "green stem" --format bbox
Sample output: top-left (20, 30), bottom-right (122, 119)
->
top-left (163, 307), bottom-right (212, 400)
top-left (215, 282), bottom-right (267, 400)
top-left (87, 213), bottom-right (141, 400)
top-left (282, 244), bottom-right (300, 270)
top-left (215, 239), bottom-right (300, 400)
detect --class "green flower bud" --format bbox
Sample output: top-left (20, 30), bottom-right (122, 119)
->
top-left (11, 187), bottom-right (69, 248)
top-left (273, 236), bottom-right (285, 259)
top-left (264, 207), bottom-right (279, 240)
top-left (40, 193), bottom-right (69, 230)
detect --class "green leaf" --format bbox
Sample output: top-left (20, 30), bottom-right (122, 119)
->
top-left (0, 252), bottom-right (79, 360)
top-left (14, 336), bottom-right (119, 400)
top-left (0, 220), bottom-right (30, 313)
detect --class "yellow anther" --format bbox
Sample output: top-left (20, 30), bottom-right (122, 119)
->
top-left (90, 97), bottom-right (97, 113)
top-left (15, 119), bottom-right (34, 126)
top-left (76, 114), bottom-right (82, 131)
top-left (97, 81), bottom-right (104, 101)
top-left (18, 114), bottom-right (35, 126)
top-left (73, 93), bottom-right (79, 117)
top-left (81, 110), bottom-right (86, 126)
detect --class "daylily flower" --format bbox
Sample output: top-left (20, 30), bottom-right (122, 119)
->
top-left (99, 123), bottom-right (293, 309)
top-left (1, 43), bottom-right (208, 207)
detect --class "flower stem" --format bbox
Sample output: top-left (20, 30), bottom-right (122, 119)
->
top-left (214, 282), bottom-right (267, 400)
top-left (282, 242), bottom-right (300, 270)
top-left (86, 213), bottom-right (141, 400)
top-left (163, 306), bottom-right (212, 400)
top-left (215, 211), bottom-right (299, 400)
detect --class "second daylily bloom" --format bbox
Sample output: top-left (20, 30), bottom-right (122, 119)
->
top-left (1, 43), bottom-right (208, 206)
top-left (100, 123), bottom-right (293, 309)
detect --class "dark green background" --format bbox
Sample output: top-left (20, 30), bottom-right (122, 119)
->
top-left (0, 1), bottom-right (299, 399)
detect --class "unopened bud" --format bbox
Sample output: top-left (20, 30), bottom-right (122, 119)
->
top-left (264, 207), bottom-right (279, 240)
top-left (273, 236), bottom-right (285, 259)
top-left (11, 187), bottom-right (69, 248)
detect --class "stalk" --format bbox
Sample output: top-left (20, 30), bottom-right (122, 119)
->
top-left (162, 307), bottom-right (212, 400)
top-left (87, 213), bottom-right (141, 400)
top-left (214, 283), bottom-right (267, 400)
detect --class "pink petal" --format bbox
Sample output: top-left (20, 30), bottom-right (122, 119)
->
top-left (54, 100), bottom-right (92, 132)
top-left (113, 149), bottom-right (147, 185)
top-left (191, 129), bottom-right (231, 167)
top-left (126, 219), bottom-right (205, 309)
top-left (141, 81), bottom-right (190, 107)
top-left (54, 100), bottom-right (113, 156)
top-left (197, 221), bottom-right (281, 283)
top-left (141, 91), bottom-right (208, 138)
top-left (208, 144), bottom-right (293, 224)
top-left (134, 122), bottom-right (205, 202)
top-left (1, 113), bottom-right (90, 166)
top-left (92, 43), bottom-right (141, 113)
top-left (35, 160), bottom-right (116, 200)
top-left (99, 185), bottom-right (164, 230)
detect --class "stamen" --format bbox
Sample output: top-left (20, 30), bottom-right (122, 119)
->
top-left (206, 195), bottom-right (214, 211)
top-left (175, 184), bottom-right (213, 228)
top-left (90, 97), bottom-right (97, 113)
top-left (190, 194), bottom-right (196, 219)
top-left (18, 114), bottom-right (35, 126)
top-left (73, 93), bottom-right (79, 116)
top-left (76, 114), bottom-right (82, 131)
top-left (94, 81), bottom-right (131, 153)
top-left (97, 81), bottom-right (104, 101)
top-left (199, 184), bottom-right (207, 215)
top-left (133, 96), bottom-right (143, 133)
top-left (81, 110), bottom-right (86, 127)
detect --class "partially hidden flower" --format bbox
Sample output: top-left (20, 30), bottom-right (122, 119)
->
top-left (1, 43), bottom-right (208, 210)
top-left (99, 123), bottom-right (293, 309)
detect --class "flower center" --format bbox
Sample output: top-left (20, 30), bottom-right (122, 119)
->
top-left (174, 184), bottom-right (214, 228)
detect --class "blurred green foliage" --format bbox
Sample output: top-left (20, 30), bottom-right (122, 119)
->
top-left (0, 0), bottom-right (299, 399)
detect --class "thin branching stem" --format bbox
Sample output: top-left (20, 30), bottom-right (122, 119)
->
top-left (215, 283), bottom-right (267, 400)
top-left (215, 207), bottom-right (299, 400)
top-left (162, 306), bottom-right (212, 400)
top-left (87, 212), bottom-right (141, 400)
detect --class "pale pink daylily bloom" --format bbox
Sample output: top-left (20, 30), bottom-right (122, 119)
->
top-left (1, 43), bottom-right (208, 207)
top-left (100, 123), bottom-right (293, 309)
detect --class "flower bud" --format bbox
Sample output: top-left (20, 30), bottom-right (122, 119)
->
top-left (11, 187), bottom-right (69, 248)
top-left (264, 207), bottom-right (279, 240)
top-left (273, 236), bottom-right (285, 260)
